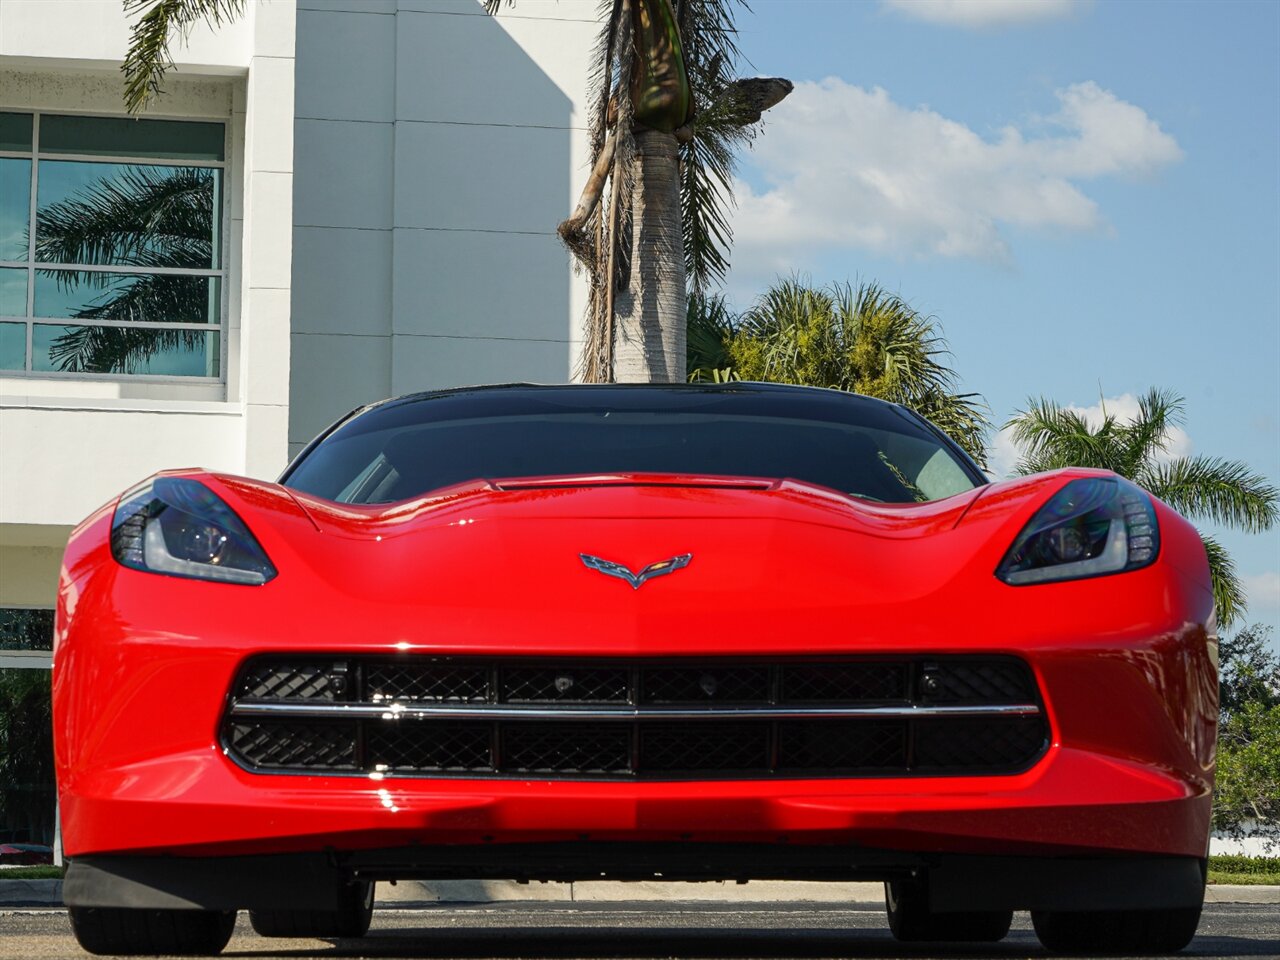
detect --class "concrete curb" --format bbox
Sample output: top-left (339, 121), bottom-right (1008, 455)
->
top-left (4, 878), bottom-right (1278, 907)
top-left (1204, 884), bottom-right (1280, 904)
top-left (376, 880), bottom-right (885, 904)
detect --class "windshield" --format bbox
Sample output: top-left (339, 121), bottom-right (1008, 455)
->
top-left (284, 387), bottom-right (982, 505)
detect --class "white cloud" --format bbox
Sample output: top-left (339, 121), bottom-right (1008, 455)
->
top-left (986, 393), bottom-right (1193, 480)
top-left (1243, 571), bottom-right (1280, 614)
top-left (729, 79), bottom-right (1182, 279)
top-left (882, 0), bottom-right (1086, 28)
top-left (987, 427), bottom-right (1023, 481)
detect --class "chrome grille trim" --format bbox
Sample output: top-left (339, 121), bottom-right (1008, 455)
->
top-left (228, 701), bottom-right (1042, 721)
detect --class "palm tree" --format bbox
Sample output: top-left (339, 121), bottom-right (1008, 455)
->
top-left (486, 0), bottom-right (791, 382)
top-left (1005, 389), bottom-right (1279, 625)
top-left (122, 0), bottom-right (246, 114)
top-left (33, 164), bottom-right (218, 373)
top-left (689, 278), bottom-right (991, 466)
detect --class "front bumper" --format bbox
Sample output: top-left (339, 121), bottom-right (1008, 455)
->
top-left (60, 734), bottom-right (1208, 859)
top-left (54, 519), bottom-right (1218, 868)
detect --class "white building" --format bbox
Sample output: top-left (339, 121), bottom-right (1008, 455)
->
top-left (0, 0), bottom-right (595, 848)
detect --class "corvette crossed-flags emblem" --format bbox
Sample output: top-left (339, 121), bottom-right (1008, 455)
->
top-left (579, 553), bottom-right (692, 589)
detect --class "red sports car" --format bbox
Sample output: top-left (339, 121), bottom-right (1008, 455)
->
top-left (53, 383), bottom-right (1217, 955)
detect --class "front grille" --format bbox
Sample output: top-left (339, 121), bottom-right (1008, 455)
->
top-left (224, 656), bottom-right (1047, 780)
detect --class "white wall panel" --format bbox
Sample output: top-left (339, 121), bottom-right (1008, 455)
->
top-left (390, 334), bottom-right (568, 396)
top-left (244, 289), bottom-right (293, 407)
top-left (0, 407), bottom-right (245, 527)
top-left (244, 55), bottom-right (296, 173)
top-left (392, 122), bottom-right (571, 233)
top-left (243, 172), bottom-right (296, 289)
top-left (295, 9), bottom-right (396, 122)
top-left (298, 0), bottom-right (397, 12)
top-left (290, 0), bottom-right (593, 448)
top-left (0, 0), bottom-right (250, 69)
top-left (393, 7), bottom-right (582, 128)
top-left (293, 119), bottom-right (394, 229)
top-left (391, 228), bottom-right (570, 341)
top-left (292, 227), bottom-right (394, 337)
top-left (243, 402), bottom-right (291, 479)
top-left (0, 543), bottom-right (65, 607)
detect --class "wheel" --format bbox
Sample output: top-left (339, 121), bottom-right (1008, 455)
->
top-left (249, 880), bottom-right (374, 939)
top-left (68, 907), bottom-right (236, 956)
top-left (1032, 905), bottom-right (1202, 955)
top-left (884, 880), bottom-right (1012, 943)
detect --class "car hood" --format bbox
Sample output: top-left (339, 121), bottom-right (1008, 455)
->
top-left (123, 470), bottom-right (1114, 656)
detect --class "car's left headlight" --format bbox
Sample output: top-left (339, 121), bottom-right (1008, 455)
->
top-left (996, 476), bottom-right (1159, 585)
top-left (110, 477), bottom-right (277, 585)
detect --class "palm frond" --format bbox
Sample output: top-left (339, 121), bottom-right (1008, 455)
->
top-left (1202, 533), bottom-right (1247, 627)
top-left (1118, 387), bottom-right (1184, 475)
top-left (123, 0), bottom-right (246, 113)
top-left (676, 0), bottom-right (751, 294)
top-left (34, 165), bottom-right (215, 275)
top-left (1139, 456), bottom-right (1279, 534)
top-left (685, 290), bottom-right (735, 379)
top-left (47, 324), bottom-right (212, 374)
top-left (1006, 399), bottom-right (1120, 474)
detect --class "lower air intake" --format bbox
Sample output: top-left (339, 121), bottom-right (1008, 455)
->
top-left (224, 655), bottom-right (1048, 780)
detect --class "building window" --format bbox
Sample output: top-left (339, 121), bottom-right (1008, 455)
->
top-left (0, 608), bottom-right (54, 861)
top-left (0, 112), bottom-right (226, 380)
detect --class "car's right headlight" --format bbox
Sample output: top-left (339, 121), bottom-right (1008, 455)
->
top-left (996, 476), bottom-right (1159, 585)
top-left (110, 477), bottom-right (277, 585)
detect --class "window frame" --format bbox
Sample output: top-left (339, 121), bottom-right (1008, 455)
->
top-left (0, 109), bottom-right (231, 384)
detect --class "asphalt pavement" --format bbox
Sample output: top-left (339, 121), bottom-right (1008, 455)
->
top-left (2, 900), bottom-right (1278, 960)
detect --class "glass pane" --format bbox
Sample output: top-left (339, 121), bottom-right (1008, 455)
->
top-left (0, 322), bottom-right (24, 370)
top-left (0, 112), bottom-right (33, 152)
top-left (0, 609), bottom-right (53, 651)
top-left (0, 268), bottom-right (26, 317)
top-left (33, 324), bottom-right (220, 377)
top-left (35, 271), bottom-right (219, 324)
top-left (0, 668), bottom-right (56, 854)
top-left (40, 115), bottom-right (224, 161)
top-left (0, 159), bottom-right (31, 260)
top-left (36, 162), bottom-right (220, 269)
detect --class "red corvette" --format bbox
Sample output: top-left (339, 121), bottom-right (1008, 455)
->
top-left (53, 383), bottom-right (1217, 955)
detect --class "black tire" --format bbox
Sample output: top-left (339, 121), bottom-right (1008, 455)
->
top-left (885, 880), bottom-right (1012, 943)
top-left (1031, 905), bottom-right (1202, 955)
top-left (249, 880), bottom-right (374, 939)
top-left (68, 907), bottom-right (236, 956)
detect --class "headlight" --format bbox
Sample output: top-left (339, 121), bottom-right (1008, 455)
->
top-left (996, 477), bottom-right (1158, 585)
top-left (110, 477), bottom-right (276, 585)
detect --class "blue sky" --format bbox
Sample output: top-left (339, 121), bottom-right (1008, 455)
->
top-left (724, 0), bottom-right (1280, 642)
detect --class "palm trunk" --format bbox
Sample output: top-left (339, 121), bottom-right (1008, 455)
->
top-left (612, 128), bottom-right (686, 382)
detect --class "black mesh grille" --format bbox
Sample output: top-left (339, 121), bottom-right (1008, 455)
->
top-left (501, 667), bottom-right (629, 703)
top-left (778, 720), bottom-right (906, 771)
top-left (641, 723), bottom-right (769, 772)
top-left (225, 655), bottom-right (1047, 779)
top-left (239, 662), bottom-right (344, 701)
top-left (503, 723), bottom-right (631, 773)
top-left (365, 662), bottom-right (488, 703)
top-left (783, 663), bottom-right (907, 702)
top-left (368, 723), bottom-right (492, 772)
top-left (642, 667), bottom-right (770, 703)
top-left (913, 717), bottom-right (1047, 770)
top-left (922, 661), bottom-right (1035, 704)
top-left (230, 721), bottom-right (357, 770)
